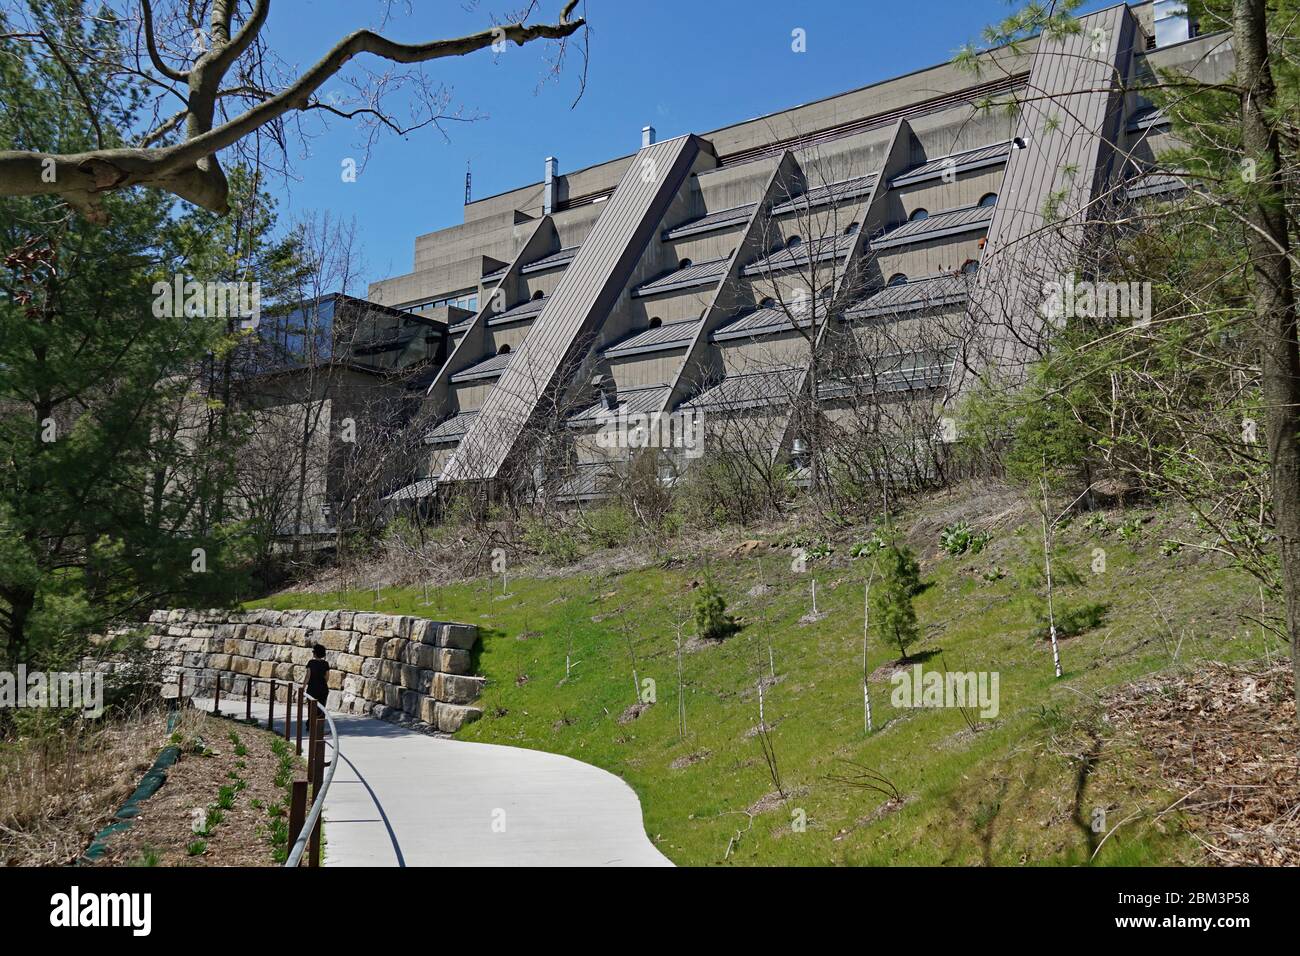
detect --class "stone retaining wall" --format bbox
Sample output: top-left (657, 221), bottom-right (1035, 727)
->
top-left (143, 608), bottom-right (484, 733)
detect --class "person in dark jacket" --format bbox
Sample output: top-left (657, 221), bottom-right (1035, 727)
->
top-left (304, 644), bottom-right (330, 710)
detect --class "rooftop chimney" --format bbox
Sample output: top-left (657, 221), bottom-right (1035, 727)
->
top-left (642, 125), bottom-right (656, 148)
top-left (543, 156), bottom-right (558, 215)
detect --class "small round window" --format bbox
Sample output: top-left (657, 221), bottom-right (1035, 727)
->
top-left (978, 192), bottom-right (998, 208)
top-left (532, 290), bottom-right (544, 300)
top-left (498, 343), bottom-right (512, 354)
top-left (845, 222), bottom-right (860, 235)
top-left (648, 317), bottom-right (662, 329)
top-left (908, 209), bottom-right (929, 222)
top-left (887, 273), bottom-right (908, 286)
top-left (678, 258), bottom-right (693, 269)
top-left (786, 235), bottom-right (802, 248)
top-left (960, 259), bottom-right (979, 275)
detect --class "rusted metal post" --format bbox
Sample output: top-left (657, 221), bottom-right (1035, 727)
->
top-left (178, 671), bottom-right (184, 703)
top-left (306, 703), bottom-right (319, 781)
top-left (283, 685), bottom-right (293, 741)
top-left (309, 738), bottom-right (325, 867)
top-left (212, 671), bottom-right (221, 715)
top-left (295, 686), bottom-right (304, 755)
top-left (245, 675), bottom-right (253, 723)
top-left (268, 680), bottom-right (275, 734)
top-left (288, 779), bottom-right (309, 864)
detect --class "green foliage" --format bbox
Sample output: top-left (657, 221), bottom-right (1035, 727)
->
top-left (1014, 528), bottom-right (1106, 641)
top-left (0, 11), bottom-right (329, 664)
top-left (939, 521), bottom-right (992, 556)
top-left (185, 840), bottom-right (207, 857)
top-left (584, 503), bottom-right (636, 549)
top-left (850, 533), bottom-right (887, 559)
top-left (692, 578), bottom-right (732, 641)
top-left (520, 515), bottom-right (581, 564)
top-left (674, 454), bottom-right (794, 528)
top-left (869, 535), bottom-right (922, 659)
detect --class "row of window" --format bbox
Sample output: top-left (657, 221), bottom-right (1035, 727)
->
top-left (410, 291), bottom-right (478, 314)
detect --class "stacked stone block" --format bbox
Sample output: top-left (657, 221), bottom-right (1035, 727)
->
top-left (143, 608), bottom-right (484, 733)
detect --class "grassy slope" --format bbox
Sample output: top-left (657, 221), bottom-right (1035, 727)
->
top-left (250, 495), bottom-right (1273, 866)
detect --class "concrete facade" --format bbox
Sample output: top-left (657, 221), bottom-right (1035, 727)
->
top-left (356, 2), bottom-right (1228, 506)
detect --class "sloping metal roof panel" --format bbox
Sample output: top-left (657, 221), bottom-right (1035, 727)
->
top-left (662, 204), bottom-right (756, 239)
top-left (769, 174), bottom-right (878, 215)
top-left (449, 351), bottom-right (513, 382)
top-left (486, 295), bottom-right (548, 325)
top-left (603, 320), bottom-right (700, 357)
top-left (870, 204), bottom-right (994, 248)
top-left (424, 410), bottom-right (479, 443)
top-left (569, 384), bottom-right (674, 425)
top-left (632, 257), bottom-right (730, 297)
top-left (741, 233), bottom-right (856, 276)
top-left (681, 367), bottom-right (804, 411)
top-left (888, 141), bottom-right (1012, 187)
top-left (847, 273), bottom-right (971, 317)
top-left (519, 245), bottom-right (581, 274)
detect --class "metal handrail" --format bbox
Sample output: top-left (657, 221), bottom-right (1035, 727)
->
top-left (286, 693), bottom-right (338, 868)
top-left (165, 667), bottom-right (338, 868)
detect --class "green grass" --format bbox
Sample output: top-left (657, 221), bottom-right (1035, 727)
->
top-left (249, 503), bottom-right (1273, 865)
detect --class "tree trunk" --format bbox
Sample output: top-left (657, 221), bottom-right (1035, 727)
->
top-left (1234, 0), bottom-right (1300, 720)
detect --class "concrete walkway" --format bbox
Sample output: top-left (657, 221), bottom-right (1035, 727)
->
top-left (193, 697), bottom-right (672, 867)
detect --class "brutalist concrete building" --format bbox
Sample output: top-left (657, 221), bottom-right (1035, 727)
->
top-left (364, 1), bottom-right (1230, 507)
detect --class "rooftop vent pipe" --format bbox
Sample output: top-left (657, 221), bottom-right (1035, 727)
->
top-left (543, 156), bottom-right (558, 215)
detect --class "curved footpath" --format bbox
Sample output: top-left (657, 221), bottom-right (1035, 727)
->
top-left (193, 698), bottom-right (672, 867)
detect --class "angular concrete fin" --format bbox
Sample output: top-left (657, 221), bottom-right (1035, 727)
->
top-left (421, 216), bottom-right (557, 422)
top-left (661, 151), bottom-right (800, 415)
top-left (967, 4), bottom-right (1139, 377)
top-left (442, 135), bottom-right (706, 484)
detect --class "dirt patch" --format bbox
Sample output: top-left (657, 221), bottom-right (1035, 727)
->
top-left (92, 709), bottom-right (302, 867)
top-left (832, 795), bottom-right (917, 841)
top-left (669, 750), bottom-right (712, 770)
top-left (617, 702), bottom-right (651, 725)
top-left (746, 785), bottom-right (808, 816)
top-left (1108, 659), bottom-right (1299, 866)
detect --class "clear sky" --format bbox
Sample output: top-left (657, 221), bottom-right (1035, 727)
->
top-left (266, 0), bottom-right (1112, 292)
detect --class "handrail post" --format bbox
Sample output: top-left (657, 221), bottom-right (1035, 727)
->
top-left (306, 702), bottom-right (319, 780)
top-left (283, 685), bottom-right (293, 742)
top-left (268, 679), bottom-right (275, 734)
top-left (309, 738), bottom-right (325, 867)
top-left (212, 670), bottom-right (221, 715)
top-left (284, 700), bottom-right (337, 869)
top-left (287, 780), bottom-right (309, 866)
top-left (178, 671), bottom-right (184, 703)
top-left (295, 687), bottom-right (304, 756)
top-left (245, 674), bottom-right (253, 723)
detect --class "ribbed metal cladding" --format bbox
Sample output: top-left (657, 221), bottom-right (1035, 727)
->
top-left (969, 5), bottom-right (1137, 372)
top-left (442, 134), bottom-right (703, 483)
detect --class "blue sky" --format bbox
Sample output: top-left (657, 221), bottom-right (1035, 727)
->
top-left (266, 0), bottom-right (1110, 291)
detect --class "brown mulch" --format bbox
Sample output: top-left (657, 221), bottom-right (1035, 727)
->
top-left (92, 709), bottom-right (301, 867)
top-left (1107, 659), bottom-right (1300, 866)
